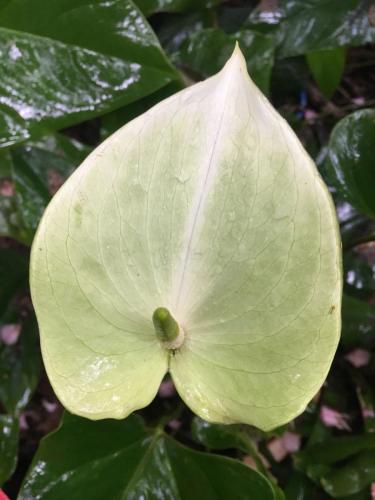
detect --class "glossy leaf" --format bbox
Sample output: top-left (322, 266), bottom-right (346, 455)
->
top-left (0, 150), bottom-right (23, 241)
top-left (174, 29), bottom-right (275, 94)
top-left (296, 434), bottom-right (375, 468)
top-left (284, 472), bottom-right (317, 500)
top-left (327, 109), bottom-right (375, 219)
top-left (344, 251), bottom-right (375, 300)
top-left (0, 415), bottom-right (18, 486)
top-left (30, 47), bottom-right (341, 430)
top-left (306, 47), bottom-right (346, 99)
top-left (247, 0), bottom-right (375, 57)
top-left (321, 451), bottom-right (375, 498)
top-left (0, 317), bottom-right (41, 415)
top-left (158, 10), bottom-right (215, 58)
top-left (10, 136), bottom-right (90, 244)
top-left (135, 0), bottom-right (220, 16)
top-left (0, 249), bottom-right (28, 318)
top-left (192, 417), bottom-right (253, 453)
top-left (0, 0), bottom-right (178, 147)
top-left (0, 134), bottom-right (90, 244)
top-left (192, 417), bottom-right (284, 497)
top-left (20, 413), bottom-right (275, 500)
top-left (351, 371), bottom-right (375, 433)
top-left (341, 295), bottom-right (375, 350)
top-left (0, 249), bottom-right (41, 414)
top-left (337, 202), bottom-right (375, 250)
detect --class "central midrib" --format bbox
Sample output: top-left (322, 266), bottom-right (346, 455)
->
top-left (174, 73), bottom-right (234, 311)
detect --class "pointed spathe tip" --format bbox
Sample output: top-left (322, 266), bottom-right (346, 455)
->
top-left (231, 41), bottom-right (245, 61)
top-left (222, 41), bottom-right (247, 74)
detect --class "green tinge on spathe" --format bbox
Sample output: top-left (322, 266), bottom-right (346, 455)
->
top-left (30, 45), bottom-right (342, 430)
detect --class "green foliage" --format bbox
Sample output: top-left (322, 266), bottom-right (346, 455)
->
top-left (0, 415), bottom-right (18, 486)
top-left (19, 413), bottom-right (274, 500)
top-left (0, 0), bottom-right (178, 147)
top-left (306, 48), bottom-right (346, 99)
top-left (0, 0), bottom-right (374, 498)
top-left (327, 109), bottom-right (375, 218)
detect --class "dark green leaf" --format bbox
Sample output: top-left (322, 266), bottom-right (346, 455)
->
top-left (157, 11), bottom-right (214, 55)
top-left (338, 202), bottom-right (375, 250)
top-left (280, 0), bottom-right (375, 56)
top-left (341, 295), bottom-right (375, 350)
top-left (10, 140), bottom-right (88, 243)
top-left (0, 150), bottom-right (24, 241)
top-left (0, 134), bottom-right (90, 244)
top-left (296, 434), bottom-right (375, 468)
top-left (0, 0), bottom-right (178, 147)
top-left (174, 28), bottom-right (275, 93)
top-left (246, 0), bottom-right (375, 57)
top-left (270, 57), bottom-right (310, 101)
top-left (135, 0), bottom-right (219, 16)
top-left (321, 451), bottom-right (375, 498)
top-left (352, 372), bottom-right (375, 433)
top-left (284, 472), bottom-right (317, 500)
top-left (343, 250), bottom-right (375, 300)
top-left (306, 47), bottom-right (346, 99)
top-left (217, 5), bottom-right (254, 34)
top-left (192, 417), bottom-right (269, 472)
top-left (327, 109), bottom-right (375, 219)
top-left (0, 249), bottom-right (41, 413)
top-left (245, 0), bottom-right (375, 57)
top-left (192, 417), bottom-right (252, 453)
top-left (0, 249), bottom-right (28, 318)
top-left (191, 418), bottom-right (284, 498)
top-left (20, 413), bottom-right (275, 500)
top-left (0, 317), bottom-right (41, 415)
top-left (0, 415), bottom-right (18, 486)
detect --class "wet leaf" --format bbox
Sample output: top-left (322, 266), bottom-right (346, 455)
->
top-left (135, 0), bottom-right (220, 16)
top-left (0, 134), bottom-right (91, 244)
top-left (0, 150), bottom-right (23, 241)
top-left (30, 47), bottom-right (341, 430)
top-left (341, 295), bottom-right (375, 350)
top-left (296, 433), bottom-right (375, 468)
top-left (327, 109), bottom-right (375, 219)
top-left (191, 417), bottom-right (271, 478)
top-left (174, 29), bottom-right (275, 94)
top-left (192, 417), bottom-right (254, 453)
top-left (0, 249), bottom-right (28, 318)
top-left (284, 471), bottom-right (317, 500)
top-left (19, 413), bottom-right (275, 500)
top-left (306, 47), bottom-right (346, 99)
top-left (0, 249), bottom-right (41, 414)
top-left (0, 317), bottom-right (41, 415)
top-left (321, 450), bottom-right (375, 497)
top-left (343, 250), bottom-right (375, 299)
top-left (337, 202), bottom-right (375, 250)
top-left (10, 136), bottom-right (90, 244)
top-left (246, 0), bottom-right (375, 57)
top-left (0, 415), bottom-right (18, 486)
top-left (0, 0), bottom-right (178, 147)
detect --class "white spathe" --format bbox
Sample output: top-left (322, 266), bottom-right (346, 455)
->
top-left (30, 45), bottom-right (342, 431)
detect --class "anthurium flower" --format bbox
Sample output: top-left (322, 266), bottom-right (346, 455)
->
top-left (30, 45), bottom-right (341, 431)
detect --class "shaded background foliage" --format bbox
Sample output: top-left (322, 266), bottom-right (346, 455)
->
top-left (0, 0), bottom-right (374, 498)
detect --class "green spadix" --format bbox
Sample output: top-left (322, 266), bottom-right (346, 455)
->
top-left (152, 307), bottom-right (183, 348)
